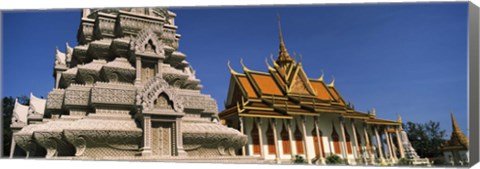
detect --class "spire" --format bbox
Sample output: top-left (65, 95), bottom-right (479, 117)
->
top-left (397, 114), bottom-right (402, 123)
top-left (446, 112), bottom-right (469, 148)
top-left (450, 112), bottom-right (461, 132)
top-left (276, 14), bottom-right (294, 67)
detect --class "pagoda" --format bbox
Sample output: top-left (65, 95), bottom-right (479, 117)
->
top-left (440, 112), bottom-right (469, 165)
top-left (10, 8), bottom-right (248, 160)
top-left (219, 18), bottom-right (406, 165)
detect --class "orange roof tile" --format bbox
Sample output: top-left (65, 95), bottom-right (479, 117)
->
top-left (310, 81), bottom-right (333, 101)
top-left (250, 73), bottom-right (283, 95)
top-left (237, 76), bottom-right (258, 98)
top-left (328, 87), bottom-right (345, 106)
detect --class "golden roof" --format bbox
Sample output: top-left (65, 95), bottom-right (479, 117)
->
top-left (219, 17), bottom-right (399, 126)
top-left (441, 112), bottom-right (469, 151)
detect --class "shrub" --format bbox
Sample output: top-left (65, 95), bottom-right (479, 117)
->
top-left (293, 155), bottom-right (306, 164)
top-left (325, 154), bottom-right (343, 164)
top-left (397, 158), bottom-right (412, 166)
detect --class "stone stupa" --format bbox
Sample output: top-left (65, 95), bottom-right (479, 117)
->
top-left (11, 8), bottom-right (248, 160)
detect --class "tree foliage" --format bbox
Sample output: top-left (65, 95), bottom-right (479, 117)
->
top-left (2, 96), bottom-right (29, 156)
top-left (403, 121), bottom-right (447, 158)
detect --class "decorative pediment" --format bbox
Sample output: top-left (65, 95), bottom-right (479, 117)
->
top-left (287, 64), bottom-right (316, 96)
top-left (139, 75), bottom-right (184, 113)
top-left (131, 28), bottom-right (164, 57)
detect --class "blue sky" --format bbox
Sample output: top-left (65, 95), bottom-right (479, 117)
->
top-left (2, 3), bottom-right (469, 136)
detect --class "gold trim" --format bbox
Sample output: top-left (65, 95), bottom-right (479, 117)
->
top-left (239, 113), bottom-right (293, 119)
top-left (227, 60), bottom-right (240, 75)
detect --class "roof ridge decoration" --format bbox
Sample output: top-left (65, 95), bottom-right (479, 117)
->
top-left (275, 14), bottom-right (294, 71)
top-left (13, 98), bottom-right (29, 124)
top-left (227, 60), bottom-right (241, 75)
top-left (55, 47), bottom-right (67, 66)
top-left (240, 58), bottom-right (251, 72)
top-left (318, 70), bottom-right (324, 81)
top-left (265, 57), bottom-right (275, 71)
top-left (29, 92), bottom-right (46, 115)
top-left (327, 76), bottom-right (335, 87)
top-left (287, 63), bottom-right (316, 96)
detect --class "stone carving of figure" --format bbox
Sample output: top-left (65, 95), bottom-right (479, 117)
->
top-left (55, 47), bottom-right (66, 66)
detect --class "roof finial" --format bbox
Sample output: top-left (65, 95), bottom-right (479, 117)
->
top-left (276, 14), bottom-right (293, 66)
top-left (318, 69), bottom-right (324, 81)
top-left (265, 57), bottom-right (274, 70)
top-left (327, 76), bottom-right (335, 87)
top-left (270, 54), bottom-right (279, 67)
top-left (240, 58), bottom-right (251, 72)
top-left (227, 60), bottom-right (240, 75)
top-left (372, 107), bottom-right (376, 117)
top-left (397, 113), bottom-right (402, 123)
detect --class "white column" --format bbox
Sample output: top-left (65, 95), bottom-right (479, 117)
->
top-left (384, 128), bottom-right (393, 162)
top-left (287, 120), bottom-right (295, 159)
top-left (240, 117), bottom-right (246, 156)
top-left (389, 132), bottom-right (398, 160)
top-left (314, 117), bottom-right (325, 164)
top-left (351, 120), bottom-right (359, 161)
top-left (395, 127), bottom-right (405, 158)
top-left (363, 125), bottom-right (374, 164)
top-left (339, 117), bottom-right (348, 162)
top-left (271, 119), bottom-right (281, 163)
top-left (9, 137), bottom-right (16, 158)
top-left (256, 118), bottom-right (265, 158)
top-left (300, 116), bottom-right (311, 164)
top-left (374, 126), bottom-right (385, 163)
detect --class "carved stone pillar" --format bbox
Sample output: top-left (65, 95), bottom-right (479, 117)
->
top-left (300, 116), bottom-right (310, 164)
top-left (270, 119), bottom-right (280, 163)
top-left (286, 119), bottom-right (294, 159)
top-left (384, 128), bottom-right (393, 162)
top-left (395, 127), bottom-right (405, 158)
top-left (256, 118), bottom-right (265, 158)
top-left (157, 59), bottom-right (162, 77)
top-left (240, 117), bottom-right (245, 156)
top-left (176, 117), bottom-right (187, 156)
top-left (374, 126), bottom-right (385, 163)
top-left (314, 117), bottom-right (325, 164)
top-left (351, 119), bottom-right (359, 161)
top-left (339, 117), bottom-right (348, 162)
top-left (141, 115), bottom-right (152, 156)
top-left (135, 56), bottom-right (142, 86)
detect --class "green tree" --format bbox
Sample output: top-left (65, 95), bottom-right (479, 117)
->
top-left (403, 121), bottom-right (446, 158)
top-left (2, 96), bottom-right (29, 156)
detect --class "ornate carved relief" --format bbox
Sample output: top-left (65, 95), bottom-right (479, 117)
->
top-left (138, 75), bottom-right (184, 112)
top-left (91, 85), bottom-right (136, 106)
top-left (64, 85), bottom-right (91, 107)
top-left (131, 28), bottom-right (164, 56)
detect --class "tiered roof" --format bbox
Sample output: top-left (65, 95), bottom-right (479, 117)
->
top-left (219, 19), bottom-right (399, 126)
